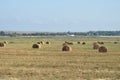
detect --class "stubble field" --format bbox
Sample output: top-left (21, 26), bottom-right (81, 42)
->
top-left (0, 36), bottom-right (120, 80)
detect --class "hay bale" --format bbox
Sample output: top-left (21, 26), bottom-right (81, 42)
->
top-left (32, 44), bottom-right (41, 48)
top-left (82, 42), bottom-right (86, 45)
top-left (98, 46), bottom-right (107, 53)
top-left (114, 42), bottom-right (117, 44)
top-left (4, 41), bottom-right (8, 44)
top-left (102, 42), bottom-right (104, 44)
top-left (40, 41), bottom-right (44, 45)
top-left (0, 42), bottom-right (5, 47)
top-left (98, 41), bottom-right (104, 44)
top-left (67, 42), bottom-right (73, 45)
top-left (65, 41), bottom-right (73, 45)
top-left (62, 45), bottom-right (72, 51)
top-left (37, 41), bottom-right (44, 45)
top-left (77, 42), bottom-right (80, 44)
top-left (65, 41), bottom-right (68, 43)
top-left (93, 44), bottom-right (99, 49)
top-left (62, 43), bottom-right (68, 46)
top-left (46, 42), bottom-right (50, 44)
top-left (37, 42), bottom-right (41, 44)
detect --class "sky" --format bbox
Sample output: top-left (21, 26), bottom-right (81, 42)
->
top-left (0, 0), bottom-right (120, 32)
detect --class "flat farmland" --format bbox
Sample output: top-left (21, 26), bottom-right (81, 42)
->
top-left (0, 37), bottom-right (120, 80)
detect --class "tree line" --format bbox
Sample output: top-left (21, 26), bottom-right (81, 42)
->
top-left (0, 31), bottom-right (120, 37)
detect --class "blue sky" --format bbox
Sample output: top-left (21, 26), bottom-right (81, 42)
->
top-left (0, 0), bottom-right (120, 32)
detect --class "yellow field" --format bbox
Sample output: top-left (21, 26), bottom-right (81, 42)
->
top-left (0, 37), bottom-right (120, 80)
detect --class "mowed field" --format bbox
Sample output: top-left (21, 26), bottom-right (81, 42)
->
top-left (0, 36), bottom-right (120, 80)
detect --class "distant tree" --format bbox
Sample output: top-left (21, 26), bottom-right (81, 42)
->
top-left (0, 31), bottom-right (5, 36)
top-left (67, 31), bottom-right (71, 35)
top-left (9, 32), bottom-right (18, 37)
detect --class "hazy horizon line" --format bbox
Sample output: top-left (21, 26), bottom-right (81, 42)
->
top-left (1, 30), bottom-right (120, 33)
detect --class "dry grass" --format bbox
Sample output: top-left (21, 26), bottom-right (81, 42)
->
top-left (0, 37), bottom-right (120, 80)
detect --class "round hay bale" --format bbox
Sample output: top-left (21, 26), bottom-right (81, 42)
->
top-left (62, 45), bottom-right (72, 51)
top-left (4, 41), bottom-right (8, 44)
top-left (68, 42), bottom-right (73, 45)
top-left (40, 41), bottom-right (44, 45)
top-left (46, 42), bottom-right (50, 44)
top-left (62, 43), bottom-right (68, 46)
top-left (100, 42), bottom-right (104, 44)
top-left (114, 42), bottom-right (117, 44)
top-left (98, 41), bottom-right (104, 44)
top-left (0, 42), bottom-right (5, 47)
top-left (93, 44), bottom-right (99, 49)
top-left (37, 42), bottom-right (41, 44)
top-left (82, 42), bottom-right (86, 45)
top-left (32, 44), bottom-right (41, 48)
top-left (98, 46), bottom-right (107, 53)
top-left (65, 41), bottom-right (68, 43)
top-left (65, 41), bottom-right (73, 45)
top-left (77, 42), bottom-right (80, 44)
